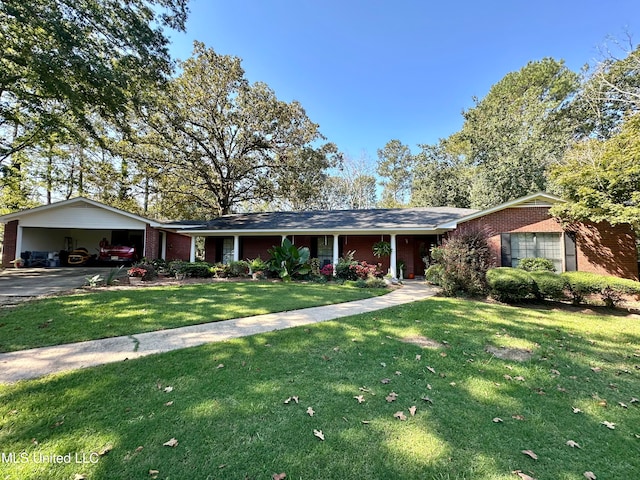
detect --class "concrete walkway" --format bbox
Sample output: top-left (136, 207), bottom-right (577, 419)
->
top-left (0, 282), bottom-right (438, 383)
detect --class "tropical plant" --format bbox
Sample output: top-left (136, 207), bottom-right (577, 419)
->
top-left (267, 238), bottom-right (311, 281)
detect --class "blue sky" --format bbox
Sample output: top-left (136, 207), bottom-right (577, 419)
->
top-left (168, 0), bottom-right (640, 161)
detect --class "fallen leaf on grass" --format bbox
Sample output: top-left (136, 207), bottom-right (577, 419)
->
top-left (551, 369), bottom-right (561, 375)
top-left (354, 395), bottom-right (365, 404)
top-left (380, 378), bottom-right (390, 384)
top-left (572, 407), bottom-right (582, 414)
top-left (135, 446), bottom-right (144, 452)
top-left (415, 354), bottom-right (422, 361)
top-left (216, 363), bottom-right (224, 369)
top-left (284, 396), bottom-right (299, 404)
top-left (163, 386), bottom-right (173, 393)
top-left (149, 470), bottom-right (159, 476)
top-left (73, 475), bottom-right (86, 480)
top-left (601, 421), bottom-right (616, 429)
top-left (618, 402), bottom-right (628, 408)
top-left (512, 470), bottom-right (537, 480)
top-left (409, 406), bottom-right (417, 416)
top-left (426, 366), bottom-right (436, 374)
top-left (590, 367), bottom-right (602, 373)
top-left (630, 397), bottom-right (638, 403)
top-left (583, 472), bottom-right (596, 479)
top-left (395, 371), bottom-right (402, 376)
top-left (421, 396), bottom-right (433, 404)
top-left (566, 440), bottom-right (581, 448)
top-left (521, 450), bottom-right (538, 460)
top-left (98, 445), bottom-right (112, 456)
top-left (361, 420), bottom-right (370, 424)
top-left (272, 473), bottom-right (287, 480)
top-left (164, 401), bottom-right (174, 407)
top-left (394, 411), bottom-right (407, 421)
top-left (385, 392), bottom-right (398, 403)
top-left (163, 438), bottom-right (178, 447)
top-left (512, 415), bottom-right (525, 421)
top-left (306, 407), bottom-right (315, 417)
top-left (492, 417), bottom-right (503, 423)
top-left (514, 376), bottom-right (526, 382)
top-left (313, 429), bottom-right (325, 441)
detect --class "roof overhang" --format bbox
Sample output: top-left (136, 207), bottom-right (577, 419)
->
top-left (172, 227), bottom-right (453, 236)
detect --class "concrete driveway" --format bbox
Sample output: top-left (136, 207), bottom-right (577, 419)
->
top-left (0, 267), bottom-right (125, 298)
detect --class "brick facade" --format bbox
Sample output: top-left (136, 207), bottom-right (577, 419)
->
top-left (1, 220), bottom-right (18, 267)
top-left (461, 207), bottom-right (638, 280)
top-left (165, 232), bottom-right (192, 261)
top-left (144, 224), bottom-right (160, 260)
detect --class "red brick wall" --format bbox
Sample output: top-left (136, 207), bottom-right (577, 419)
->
top-left (571, 221), bottom-right (638, 279)
top-left (144, 225), bottom-right (161, 260)
top-left (342, 235), bottom-right (390, 272)
top-left (243, 236), bottom-right (282, 260)
top-left (165, 232), bottom-right (192, 261)
top-left (461, 207), bottom-right (638, 280)
top-left (2, 220), bottom-right (18, 267)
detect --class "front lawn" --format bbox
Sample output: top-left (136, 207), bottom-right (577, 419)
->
top-left (0, 282), bottom-right (385, 352)
top-left (0, 298), bottom-right (638, 479)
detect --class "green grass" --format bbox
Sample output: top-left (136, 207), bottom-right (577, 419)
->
top-left (1, 298), bottom-right (639, 479)
top-left (0, 282), bottom-right (385, 352)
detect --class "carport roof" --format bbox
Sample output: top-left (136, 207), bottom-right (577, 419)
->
top-left (0, 197), bottom-right (166, 227)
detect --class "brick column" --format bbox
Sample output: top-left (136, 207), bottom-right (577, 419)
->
top-left (2, 220), bottom-right (18, 268)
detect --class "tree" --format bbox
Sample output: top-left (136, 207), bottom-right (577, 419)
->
top-left (315, 155), bottom-right (377, 210)
top-left (376, 139), bottom-right (413, 207)
top-left (141, 42), bottom-right (334, 218)
top-left (0, 0), bottom-right (188, 163)
top-left (550, 112), bottom-right (640, 231)
top-left (460, 58), bottom-right (579, 208)
top-left (411, 138), bottom-right (473, 208)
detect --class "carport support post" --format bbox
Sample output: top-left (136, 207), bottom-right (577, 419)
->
top-left (15, 225), bottom-right (23, 262)
top-left (189, 236), bottom-right (196, 262)
top-left (390, 233), bottom-right (397, 278)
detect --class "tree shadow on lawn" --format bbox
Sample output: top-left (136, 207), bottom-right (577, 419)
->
top-left (0, 297), bottom-right (638, 479)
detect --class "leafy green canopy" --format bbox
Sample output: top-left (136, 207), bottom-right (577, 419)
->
top-left (142, 42), bottom-right (338, 218)
top-left (0, 0), bottom-right (188, 162)
top-left (550, 113), bottom-right (640, 230)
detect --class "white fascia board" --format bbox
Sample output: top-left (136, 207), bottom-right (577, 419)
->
top-left (173, 227), bottom-right (448, 236)
top-left (437, 192), bottom-right (565, 229)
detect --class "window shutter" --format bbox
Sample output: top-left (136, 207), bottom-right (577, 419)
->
top-left (500, 233), bottom-right (511, 267)
top-left (564, 232), bottom-right (577, 271)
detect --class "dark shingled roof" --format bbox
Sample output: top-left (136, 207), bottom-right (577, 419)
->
top-left (186, 207), bottom-right (478, 231)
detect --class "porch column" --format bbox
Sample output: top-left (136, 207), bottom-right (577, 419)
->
top-left (390, 233), bottom-right (397, 278)
top-left (161, 232), bottom-right (167, 260)
top-left (233, 235), bottom-right (240, 262)
top-left (332, 234), bottom-right (340, 274)
top-left (189, 236), bottom-right (196, 262)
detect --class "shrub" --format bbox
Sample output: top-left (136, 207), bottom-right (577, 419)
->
top-left (528, 271), bottom-right (567, 301)
top-left (248, 257), bottom-right (268, 273)
top-left (228, 260), bottom-right (250, 277)
top-left (518, 257), bottom-right (556, 272)
top-left (320, 263), bottom-right (334, 278)
top-left (561, 271), bottom-right (640, 307)
top-left (436, 228), bottom-right (493, 296)
top-left (132, 261), bottom-right (158, 281)
top-left (181, 262), bottom-right (213, 278)
top-left (424, 264), bottom-right (444, 285)
top-left (210, 263), bottom-right (230, 278)
top-left (486, 267), bottom-right (535, 303)
top-left (335, 250), bottom-right (358, 281)
top-left (350, 261), bottom-right (383, 279)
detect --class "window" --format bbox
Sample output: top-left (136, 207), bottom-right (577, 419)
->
top-left (316, 236), bottom-right (334, 266)
top-left (222, 237), bottom-right (234, 264)
top-left (510, 233), bottom-right (562, 271)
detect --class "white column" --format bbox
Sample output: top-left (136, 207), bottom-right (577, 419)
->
top-left (15, 225), bottom-right (23, 260)
top-left (189, 236), bottom-right (196, 262)
top-left (161, 232), bottom-right (167, 260)
top-left (390, 233), bottom-right (397, 278)
top-left (233, 235), bottom-right (240, 262)
top-left (332, 234), bottom-right (340, 274)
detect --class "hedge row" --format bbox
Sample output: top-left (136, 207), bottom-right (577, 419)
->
top-left (486, 268), bottom-right (640, 307)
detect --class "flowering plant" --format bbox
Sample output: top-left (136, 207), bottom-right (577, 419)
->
top-left (320, 263), bottom-right (334, 277)
top-left (349, 261), bottom-right (383, 279)
top-left (127, 267), bottom-right (147, 278)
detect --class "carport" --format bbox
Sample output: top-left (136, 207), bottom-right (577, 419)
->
top-left (1, 198), bottom-right (153, 267)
